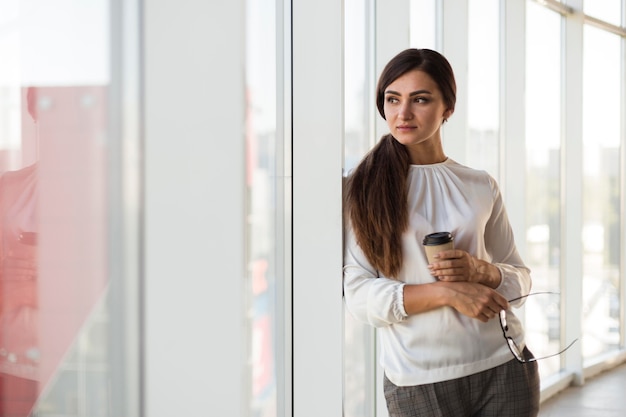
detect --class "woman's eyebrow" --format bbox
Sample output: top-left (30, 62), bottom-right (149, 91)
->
top-left (385, 89), bottom-right (432, 96)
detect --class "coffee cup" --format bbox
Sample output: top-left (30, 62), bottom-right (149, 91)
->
top-left (423, 232), bottom-right (454, 264)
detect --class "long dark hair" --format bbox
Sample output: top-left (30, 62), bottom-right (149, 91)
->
top-left (346, 49), bottom-right (457, 278)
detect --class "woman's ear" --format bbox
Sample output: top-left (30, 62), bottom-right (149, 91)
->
top-left (443, 108), bottom-right (454, 121)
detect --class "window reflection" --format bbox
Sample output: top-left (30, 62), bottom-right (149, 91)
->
top-left (582, 25), bottom-right (621, 360)
top-left (524, 1), bottom-right (562, 379)
top-left (245, 0), bottom-right (285, 416)
top-left (0, 86), bottom-right (110, 417)
top-left (0, 2), bottom-right (111, 415)
top-left (0, 88), bottom-right (39, 417)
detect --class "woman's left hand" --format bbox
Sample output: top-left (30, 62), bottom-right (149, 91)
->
top-left (427, 249), bottom-right (501, 289)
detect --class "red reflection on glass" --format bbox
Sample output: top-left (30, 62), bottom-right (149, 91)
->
top-left (0, 86), bottom-right (108, 416)
top-left (0, 87), bottom-right (39, 416)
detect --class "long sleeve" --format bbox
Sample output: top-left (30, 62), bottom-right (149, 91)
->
top-left (485, 176), bottom-right (532, 306)
top-left (343, 221), bottom-right (407, 327)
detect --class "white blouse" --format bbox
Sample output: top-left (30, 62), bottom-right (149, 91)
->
top-left (343, 158), bottom-right (532, 386)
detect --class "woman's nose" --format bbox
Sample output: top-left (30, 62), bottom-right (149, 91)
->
top-left (399, 102), bottom-right (412, 119)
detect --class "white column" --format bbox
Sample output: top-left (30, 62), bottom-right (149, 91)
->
top-left (562, 0), bottom-right (585, 385)
top-left (292, 1), bottom-right (344, 416)
top-left (143, 0), bottom-right (247, 415)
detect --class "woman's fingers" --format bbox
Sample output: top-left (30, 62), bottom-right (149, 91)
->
top-left (445, 281), bottom-right (509, 321)
top-left (428, 251), bottom-right (472, 281)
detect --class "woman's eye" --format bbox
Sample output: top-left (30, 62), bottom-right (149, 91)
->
top-left (386, 97), bottom-right (399, 104)
top-left (414, 97), bottom-right (428, 103)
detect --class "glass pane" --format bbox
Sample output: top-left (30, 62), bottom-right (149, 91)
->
top-left (582, 25), bottom-right (621, 360)
top-left (584, 0), bottom-right (621, 27)
top-left (524, 1), bottom-right (563, 379)
top-left (0, 1), bottom-right (117, 415)
top-left (409, 0), bottom-right (437, 49)
top-left (344, 1), bottom-right (375, 416)
top-left (345, 0), bottom-right (373, 172)
top-left (467, 0), bottom-right (500, 176)
top-left (246, 0), bottom-right (288, 416)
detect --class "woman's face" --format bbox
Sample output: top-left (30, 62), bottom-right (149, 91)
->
top-left (383, 69), bottom-right (452, 147)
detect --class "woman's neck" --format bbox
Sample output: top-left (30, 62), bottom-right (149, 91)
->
top-left (406, 145), bottom-right (447, 165)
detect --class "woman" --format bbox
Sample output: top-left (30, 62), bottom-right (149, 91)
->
top-left (343, 48), bottom-right (540, 416)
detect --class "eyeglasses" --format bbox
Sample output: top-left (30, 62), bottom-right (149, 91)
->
top-left (499, 292), bottom-right (578, 363)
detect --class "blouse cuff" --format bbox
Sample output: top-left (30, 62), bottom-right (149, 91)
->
top-left (493, 263), bottom-right (529, 305)
top-left (493, 264), bottom-right (505, 290)
top-left (394, 284), bottom-right (408, 320)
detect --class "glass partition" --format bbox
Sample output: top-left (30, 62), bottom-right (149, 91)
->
top-left (0, 1), bottom-right (127, 415)
top-left (581, 24), bottom-right (621, 361)
top-left (524, 1), bottom-right (563, 380)
top-left (467, 0), bottom-right (500, 176)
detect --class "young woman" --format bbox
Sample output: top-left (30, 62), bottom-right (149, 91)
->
top-left (343, 48), bottom-right (540, 416)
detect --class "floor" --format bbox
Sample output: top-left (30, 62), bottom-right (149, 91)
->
top-left (538, 362), bottom-right (626, 416)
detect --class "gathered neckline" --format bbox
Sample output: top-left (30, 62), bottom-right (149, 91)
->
top-left (409, 157), bottom-right (451, 168)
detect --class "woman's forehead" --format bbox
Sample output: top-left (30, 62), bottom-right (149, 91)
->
top-left (386, 70), bottom-right (439, 93)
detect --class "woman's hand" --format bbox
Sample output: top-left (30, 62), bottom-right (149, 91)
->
top-left (403, 280), bottom-right (509, 322)
top-left (427, 249), bottom-right (501, 288)
top-left (440, 281), bottom-right (509, 322)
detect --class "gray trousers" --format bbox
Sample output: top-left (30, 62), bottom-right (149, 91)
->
top-left (383, 348), bottom-right (540, 417)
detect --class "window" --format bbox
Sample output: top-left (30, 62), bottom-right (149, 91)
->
top-left (581, 24), bottom-right (621, 361)
top-left (524, 0), bottom-right (563, 379)
top-left (584, 0), bottom-right (621, 27)
top-left (0, 1), bottom-right (137, 415)
top-left (467, 0), bottom-right (500, 176)
top-left (410, 0), bottom-right (437, 49)
top-left (245, 0), bottom-right (291, 415)
top-left (344, 1), bottom-right (375, 416)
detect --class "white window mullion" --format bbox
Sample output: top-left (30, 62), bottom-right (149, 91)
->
top-left (108, 0), bottom-right (142, 414)
top-left (292, 1), bottom-right (344, 416)
top-left (620, 0), bottom-right (626, 352)
top-left (277, 1), bottom-right (293, 415)
top-left (562, 0), bottom-right (584, 385)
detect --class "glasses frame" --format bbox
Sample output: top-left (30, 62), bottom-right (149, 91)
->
top-left (499, 292), bottom-right (578, 363)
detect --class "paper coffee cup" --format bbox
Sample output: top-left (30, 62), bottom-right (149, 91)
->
top-left (423, 232), bottom-right (454, 264)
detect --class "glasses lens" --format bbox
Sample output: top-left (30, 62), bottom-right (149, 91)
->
top-left (506, 337), bottom-right (525, 362)
top-left (499, 310), bottom-right (508, 330)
